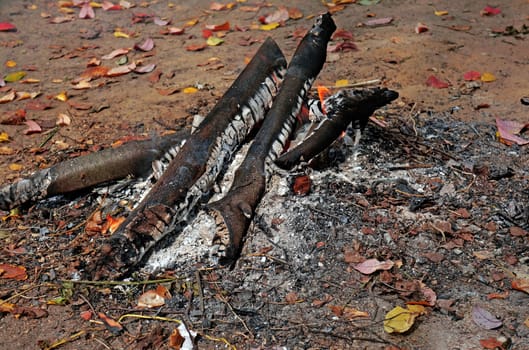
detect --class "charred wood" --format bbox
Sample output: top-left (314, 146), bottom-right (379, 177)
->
top-left (0, 131), bottom-right (187, 211)
top-left (206, 13), bottom-right (337, 266)
top-left (275, 88), bottom-right (399, 170)
top-left (92, 38), bottom-right (288, 278)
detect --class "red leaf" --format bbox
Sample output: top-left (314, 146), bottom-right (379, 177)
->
top-left (202, 29), bottom-right (213, 39)
top-left (0, 22), bottom-right (17, 32)
top-left (415, 22), bottom-right (429, 34)
top-left (426, 75), bottom-right (449, 88)
top-left (25, 100), bottom-right (52, 111)
top-left (97, 312), bottom-right (123, 335)
top-left (293, 175), bottom-right (311, 195)
top-left (135, 37), bottom-right (154, 52)
top-left (1, 109), bottom-right (26, 125)
top-left (463, 70), bottom-right (481, 81)
top-left (479, 338), bottom-right (503, 349)
top-left (205, 21), bottom-right (230, 31)
top-left (0, 264), bottom-right (28, 280)
top-left (481, 6), bottom-right (501, 16)
top-left (511, 278), bottom-right (529, 294)
top-left (186, 43), bottom-right (207, 52)
top-left (495, 118), bottom-right (529, 146)
top-left (24, 120), bottom-right (42, 135)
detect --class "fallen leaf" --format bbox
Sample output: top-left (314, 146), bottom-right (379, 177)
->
top-left (205, 21), bottom-right (230, 31)
top-left (138, 290), bottom-right (166, 308)
top-left (335, 79), bottom-right (349, 87)
top-left (20, 78), bottom-right (40, 84)
top-left (185, 43), bottom-right (207, 52)
top-left (363, 17), bottom-right (393, 27)
top-left (183, 87), bottom-right (198, 94)
top-left (0, 146), bottom-right (14, 155)
top-left (512, 278), bottom-right (529, 294)
top-left (162, 27), bottom-right (185, 35)
top-left (24, 120), bottom-right (42, 134)
top-left (495, 118), bottom-right (529, 146)
top-left (79, 2), bottom-right (95, 19)
top-left (328, 305), bottom-right (369, 319)
top-left (264, 7), bottom-right (289, 24)
top-left (383, 305), bottom-right (425, 333)
top-left (102, 214), bottom-right (125, 234)
top-left (426, 75), bottom-right (449, 88)
top-left (0, 22), bottom-right (17, 32)
top-left (285, 291), bottom-right (298, 304)
top-left (55, 91), bottom-right (68, 102)
top-left (0, 299), bottom-right (16, 313)
top-left (113, 30), bottom-right (129, 38)
top-left (169, 328), bottom-right (185, 349)
top-left (134, 63), bottom-right (156, 74)
top-left (354, 258), bottom-right (394, 274)
top-left (415, 22), bottom-right (429, 34)
top-left (49, 16), bottom-right (74, 24)
top-left (472, 305), bottom-right (502, 330)
top-left (0, 264), bottom-right (28, 280)
top-left (510, 226), bottom-right (528, 237)
top-left (0, 132), bottom-right (9, 142)
top-left (463, 71), bottom-right (481, 81)
top-left (56, 113), bottom-right (71, 126)
top-left (332, 29), bottom-right (354, 40)
top-left (293, 175), bottom-right (311, 195)
top-left (12, 305), bottom-right (48, 319)
top-left (135, 37), bottom-right (155, 52)
top-left (1, 109), bottom-right (26, 125)
top-left (202, 29), bottom-right (213, 39)
top-left (97, 312), bottom-right (123, 335)
top-left (169, 323), bottom-right (196, 350)
top-left (80, 310), bottom-right (93, 321)
top-left (102, 47), bottom-right (130, 59)
top-left (156, 87), bottom-right (180, 96)
top-left (106, 63), bottom-right (136, 77)
top-left (184, 18), bottom-right (199, 27)
top-left (479, 337), bottom-right (504, 349)
top-left (434, 10), bottom-right (449, 16)
top-left (481, 72), bottom-right (496, 82)
top-left (4, 71), bottom-right (26, 82)
top-left (481, 6), bottom-right (501, 16)
top-left (260, 22), bottom-right (280, 31)
top-left (5, 60), bottom-right (16, 68)
top-left (288, 7), bottom-right (303, 19)
top-left (25, 100), bottom-right (52, 110)
top-left (327, 41), bottom-right (357, 52)
top-left (78, 66), bottom-right (110, 81)
top-left (487, 291), bottom-right (509, 300)
top-left (0, 90), bottom-right (16, 103)
top-left (206, 36), bottom-right (224, 46)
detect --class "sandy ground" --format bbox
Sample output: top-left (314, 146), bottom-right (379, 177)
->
top-left (1, 0), bottom-right (529, 349)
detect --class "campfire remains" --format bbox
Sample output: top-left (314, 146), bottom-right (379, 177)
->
top-left (0, 13), bottom-right (399, 279)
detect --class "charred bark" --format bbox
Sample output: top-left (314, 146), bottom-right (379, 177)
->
top-left (92, 38), bottom-right (287, 278)
top-left (275, 88), bottom-right (399, 169)
top-left (207, 13), bottom-right (337, 266)
top-left (0, 131), bottom-right (187, 211)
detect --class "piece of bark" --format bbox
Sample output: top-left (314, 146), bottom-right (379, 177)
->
top-left (207, 13), bottom-right (337, 266)
top-left (0, 131), bottom-right (187, 211)
top-left (92, 38), bottom-right (287, 278)
top-left (275, 88), bottom-right (399, 169)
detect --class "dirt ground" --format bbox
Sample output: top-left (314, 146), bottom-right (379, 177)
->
top-left (1, 0), bottom-right (529, 349)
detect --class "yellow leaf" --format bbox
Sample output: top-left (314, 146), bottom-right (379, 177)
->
top-left (5, 60), bottom-right (17, 68)
top-left (20, 78), bottom-right (40, 84)
top-left (114, 30), bottom-right (130, 38)
top-left (185, 18), bottom-right (199, 27)
top-left (55, 91), bottom-right (68, 102)
top-left (434, 10), bottom-right (449, 16)
top-left (207, 36), bottom-right (224, 46)
top-left (183, 87), bottom-right (198, 94)
top-left (4, 71), bottom-right (26, 82)
top-left (481, 72), bottom-right (496, 82)
top-left (260, 22), bottom-right (280, 31)
top-left (89, 1), bottom-right (102, 8)
top-left (59, 7), bottom-right (75, 14)
top-left (0, 132), bottom-right (9, 142)
top-left (335, 79), bottom-right (349, 87)
top-left (383, 305), bottom-right (425, 333)
top-left (0, 146), bottom-right (15, 155)
top-left (9, 163), bottom-right (23, 171)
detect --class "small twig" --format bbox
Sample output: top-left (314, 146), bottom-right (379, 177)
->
top-left (429, 222), bottom-right (447, 242)
top-left (311, 78), bottom-right (381, 90)
top-left (43, 330), bottom-right (86, 350)
top-left (117, 313), bottom-right (182, 324)
top-left (195, 270), bottom-right (205, 320)
top-left (39, 126), bottom-right (59, 148)
top-left (217, 295), bottom-right (254, 339)
top-left (61, 277), bottom-right (180, 286)
top-left (407, 102), bottom-right (418, 136)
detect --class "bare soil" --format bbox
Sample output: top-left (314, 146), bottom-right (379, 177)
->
top-left (1, 1), bottom-right (529, 349)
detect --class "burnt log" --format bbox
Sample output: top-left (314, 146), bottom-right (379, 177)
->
top-left (275, 88), bottom-right (399, 170)
top-left (0, 131), bottom-right (187, 211)
top-left (92, 38), bottom-right (288, 278)
top-left (206, 13), bottom-right (337, 266)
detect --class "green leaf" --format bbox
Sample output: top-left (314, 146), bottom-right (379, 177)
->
top-left (206, 36), bottom-right (224, 46)
top-left (359, 0), bottom-right (382, 5)
top-left (4, 71), bottom-right (26, 82)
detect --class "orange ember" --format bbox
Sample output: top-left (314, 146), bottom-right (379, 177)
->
top-left (317, 85), bottom-right (331, 114)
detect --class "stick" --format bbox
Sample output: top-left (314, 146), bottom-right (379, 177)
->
top-left (206, 13), bottom-right (337, 266)
top-left (0, 131), bottom-right (187, 211)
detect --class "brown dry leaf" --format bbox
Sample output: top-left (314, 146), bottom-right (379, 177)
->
top-left (509, 226), bottom-right (528, 237)
top-left (0, 263), bottom-right (28, 281)
top-left (0, 299), bottom-right (16, 313)
top-left (102, 214), bottom-right (125, 234)
top-left (156, 87), bottom-right (180, 96)
top-left (285, 291), bottom-right (299, 304)
top-left (512, 278), bottom-right (529, 294)
top-left (24, 120), bottom-right (42, 134)
top-left (137, 290), bottom-right (166, 308)
top-left (354, 258), bottom-right (394, 274)
top-left (169, 328), bottom-right (184, 349)
top-left (328, 305), bottom-right (369, 319)
top-left (97, 312), bottom-right (123, 335)
top-left (0, 90), bottom-right (16, 104)
top-left (78, 66), bottom-right (110, 81)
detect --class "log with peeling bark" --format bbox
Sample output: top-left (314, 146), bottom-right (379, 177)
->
top-left (275, 88), bottom-right (399, 170)
top-left (206, 13), bottom-right (337, 266)
top-left (0, 131), bottom-right (188, 211)
top-left (91, 37), bottom-right (288, 278)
